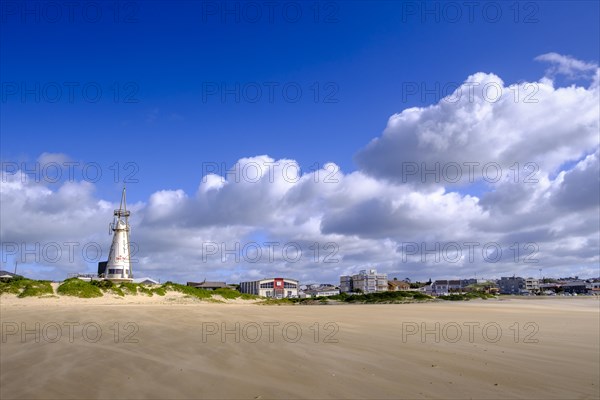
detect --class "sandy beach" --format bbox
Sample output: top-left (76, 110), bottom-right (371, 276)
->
top-left (1, 297), bottom-right (598, 400)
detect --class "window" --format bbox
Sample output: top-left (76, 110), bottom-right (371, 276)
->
top-left (108, 269), bottom-right (123, 275)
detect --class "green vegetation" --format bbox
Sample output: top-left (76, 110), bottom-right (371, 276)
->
top-left (213, 288), bottom-right (258, 300)
top-left (438, 292), bottom-right (496, 301)
top-left (88, 279), bottom-right (121, 296)
top-left (119, 282), bottom-right (138, 295)
top-left (162, 282), bottom-right (212, 299)
top-left (287, 297), bottom-right (325, 304)
top-left (334, 291), bottom-right (433, 303)
top-left (279, 291), bottom-right (434, 305)
top-left (57, 278), bottom-right (103, 298)
top-left (18, 280), bottom-right (53, 298)
top-left (258, 298), bottom-right (294, 305)
top-left (89, 280), bottom-right (165, 297)
top-left (0, 277), bottom-right (54, 297)
top-left (137, 285), bottom-right (154, 296)
top-left (204, 297), bottom-right (225, 303)
top-left (110, 286), bottom-right (126, 296)
top-left (1, 277), bottom-right (501, 303)
top-left (90, 279), bottom-right (114, 290)
top-left (2, 277), bottom-right (240, 300)
top-left (152, 286), bottom-right (166, 296)
top-left (0, 277), bottom-right (30, 295)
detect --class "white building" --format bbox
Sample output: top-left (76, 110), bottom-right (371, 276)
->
top-left (304, 287), bottom-right (340, 297)
top-left (133, 277), bottom-right (159, 285)
top-left (239, 278), bottom-right (299, 298)
top-left (98, 188), bottom-right (133, 282)
top-left (525, 278), bottom-right (540, 293)
top-left (340, 269), bottom-right (388, 294)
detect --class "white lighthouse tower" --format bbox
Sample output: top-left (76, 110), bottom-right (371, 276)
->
top-left (103, 187), bottom-right (133, 282)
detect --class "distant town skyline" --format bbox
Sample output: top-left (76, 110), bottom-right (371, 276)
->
top-left (1, 2), bottom-right (599, 283)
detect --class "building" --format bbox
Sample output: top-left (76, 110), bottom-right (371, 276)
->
top-left (0, 270), bottom-right (21, 281)
top-left (339, 275), bottom-right (353, 293)
top-left (427, 280), bottom-right (461, 295)
top-left (187, 280), bottom-right (228, 290)
top-left (426, 279), bottom-right (476, 295)
top-left (239, 278), bottom-right (299, 298)
top-left (304, 286), bottom-right (340, 297)
top-left (340, 269), bottom-right (388, 294)
top-left (525, 278), bottom-right (540, 294)
top-left (561, 281), bottom-right (588, 294)
top-left (68, 273), bottom-right (99, 282)
top-left (497, 276), bottom-right (525, 295)
top-left (539, 283), bottom-right (559, 294)
top-left (587, 282), bottom-right (600, 295)
top-left (98, 188), bottom-right (133, 282)
top-left (133, 277), bottom-right (160, 285)
top-left (388, 279), bottom-right (410, 291)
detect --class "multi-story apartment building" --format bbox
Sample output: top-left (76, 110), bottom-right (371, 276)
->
top-left (525, 278), bottom-right (540, 293)
top-left (497, 276), bottom-right (525, 294)
top-left (339, 276), bottom-right (353, 293)
top-left (340, 269), bottom-right (388, 294)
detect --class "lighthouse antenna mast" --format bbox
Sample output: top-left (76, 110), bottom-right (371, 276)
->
top-left (110, 186), bottom-right (131, 234)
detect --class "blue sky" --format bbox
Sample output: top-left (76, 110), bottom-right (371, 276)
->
top-left (1, 1), bottom-right (599, 282)
top-left (2, 1), bottom-right (598, 200)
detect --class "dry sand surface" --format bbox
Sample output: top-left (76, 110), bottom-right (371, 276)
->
top-left (1, 297), bottom-right (598, 399)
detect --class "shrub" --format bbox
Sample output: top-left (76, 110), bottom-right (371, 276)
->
top-left (18, 280), bottom-right (54, 298)
top-left (152, 286), bottom-right (166, 296)
top-left (162, 282), bottom-right (212, 299)
top-left (0, 278), bottom-right (31, 295)
top-left (137, 285), bottom-right (154, 296)
top-left (213, 288), bottom-right (258, 300)
top-left (119, 282), bottom-right (138, 295)
top-left (412, 293), bottom-right (430, 300)
top-left (57, 278), bottom-right (103, 298)
top-left (110, 286), bottom-right (125, 296)
top-left (437, 292), bottom-right (496, 301)
top-left (91, 280), bottom-right (114, 290)
top-left (335, 290), bottom-right (433, 304)
top-left (213, 288), bottom-right (241, 299)
top-left (258, 298), bottom-right (294, 305)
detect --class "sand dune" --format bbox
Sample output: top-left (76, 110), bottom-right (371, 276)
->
top-left (1, 298), bottom-right (598, 399)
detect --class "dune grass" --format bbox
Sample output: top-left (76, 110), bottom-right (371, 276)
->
top-left (437, 292), bottom-right (496, 301)
top-left (213, 288), bottom-right (258, 300)
top-left (324, 291), bottom-right (433, 303)
top-left (0, 278), bottom-right (54, 297)
top-left (0, 277), bottom-right (30, 295)
top-left (162, 282), bottom-right (213, 299)
top-left (18, 280), bottom-right (54, 298)
top-left (57, 278), bottom-right (103, 298)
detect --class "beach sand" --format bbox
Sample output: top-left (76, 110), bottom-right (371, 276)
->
top-left (1, 297), bottom-right (598, 399)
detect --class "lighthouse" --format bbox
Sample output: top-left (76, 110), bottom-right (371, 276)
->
top-left (99, 187), bottom-right (133, 282)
